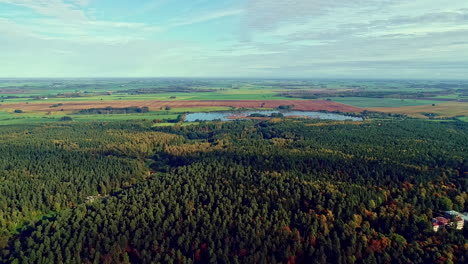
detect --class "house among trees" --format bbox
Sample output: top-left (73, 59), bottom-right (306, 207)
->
top-left (432, 211), bottom-right (466, 232)
top-left (85, 196), bottom-right (98, 204)
top-left (445, 211), bottom-right (467, 228)
top-left (85, 195), bottom-right (108, 204)
top-left (432, 217), bottom-right (450, 232)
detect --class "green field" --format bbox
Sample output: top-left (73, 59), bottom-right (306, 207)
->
top-left (433, 94), bottom-right (468, 99)
top-left (2, 78), bottom-right (465, 104)
top-left (0, 111), bottom-right (182, 125)
top-left (1, 91), bottom-right (292, 104)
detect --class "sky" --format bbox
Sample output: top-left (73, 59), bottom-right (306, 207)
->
top-left (0, 0), bottom-right (467, 79)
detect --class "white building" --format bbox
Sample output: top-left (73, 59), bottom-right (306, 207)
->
top-left (444, 211), bottom-right (466, 230)
top-left (455, 218), bottom-right (464, 230)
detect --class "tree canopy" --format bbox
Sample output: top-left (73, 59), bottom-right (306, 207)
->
top-left (0, 119), bottom-right (467, 263)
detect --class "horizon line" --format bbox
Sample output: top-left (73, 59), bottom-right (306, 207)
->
top-left (1, 77), bottom-right (468, 81)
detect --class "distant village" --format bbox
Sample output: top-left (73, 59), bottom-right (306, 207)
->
top-left (432, 211), bottom-right (468, 232)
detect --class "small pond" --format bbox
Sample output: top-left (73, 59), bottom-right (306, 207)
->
top-left (184, 111), bottom-right (363, 122)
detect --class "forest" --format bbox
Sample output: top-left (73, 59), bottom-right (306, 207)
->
top-left (0, 119), bottom-right (467, 263)
top-left (76, 107), bottom-right (150, 115)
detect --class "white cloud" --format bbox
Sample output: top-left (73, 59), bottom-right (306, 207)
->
top-left (0, 0), bottom-right (87, 21)
top-left (242, 0), bottom-right (390, 32)
top-left (170, 9), bottom-right (243, 27)
top-left (1, 0), bottom-right (467, 78)
top-left (0, 16), bottom-right (162, 45)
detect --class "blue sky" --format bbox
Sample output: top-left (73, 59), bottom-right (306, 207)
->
top-left (0, 0), bottom-right (467, 78)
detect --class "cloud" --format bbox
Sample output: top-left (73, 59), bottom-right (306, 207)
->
top-left (0, 14), bottom-right (162, 45)
top-left (241, 0), bottom-right (390, 32)
top-left (282, 9), bottom-right (468, 48)
top-left (0, 0), bottom-right (87, 21)
top-left (276, 9), bottom-right (468, 44)
top-left (170, 9), bottom-right (243, 27)
top-left (0, 25), bottom-right (204, 77)
top-left (1, 0), bottom-right (467, 78)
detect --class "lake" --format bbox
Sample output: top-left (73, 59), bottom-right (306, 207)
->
top-left (184, 111), bottom-right (363, 122)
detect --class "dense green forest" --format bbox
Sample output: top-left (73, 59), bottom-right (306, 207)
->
top-left (0, 119), bottom-right (467, 263)
top-left (76, 107), bottom-right (150, 115)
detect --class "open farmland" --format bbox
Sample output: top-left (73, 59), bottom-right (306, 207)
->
top-left (0, 78), bottom-right (466, 123)
top-left (0, 100), bottom-right (362, 113)
top-left (369, 102), bottom-right (468, 118)
top-left (329, 97), bottom-right (443, 108)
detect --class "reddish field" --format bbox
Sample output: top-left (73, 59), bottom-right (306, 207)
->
top-left (0, 100), bottom-right (362, 113)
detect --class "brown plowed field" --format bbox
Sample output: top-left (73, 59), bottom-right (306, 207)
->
top-left (0, 100), bottom-right (362, 113)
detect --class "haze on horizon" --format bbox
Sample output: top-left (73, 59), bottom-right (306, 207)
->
top-left (1, 0), bottom-right (467, 79)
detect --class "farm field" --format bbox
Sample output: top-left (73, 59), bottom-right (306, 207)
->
top-left (329, 97), bottom-right (442, 108)
top-left (0, 78), bottom-right (467, 124)
top-left (0, 99), bottom-right (363, 125)
top-left (433, 94), bottom-right (468, 99)
top-left (1, 91), bottom-right (293, 103)
top-left (0, 100), bottom-right (362, 114)
top-left (0, 112), bottom-right (181, 126)
top-left (369, 102), bottom-right (468, 118)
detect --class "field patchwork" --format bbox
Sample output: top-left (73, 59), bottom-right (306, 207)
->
top-left (0, 100), bottom-right (363, 113)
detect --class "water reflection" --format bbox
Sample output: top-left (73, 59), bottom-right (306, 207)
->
top-left (185, 111), bottom-right (363, 122)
